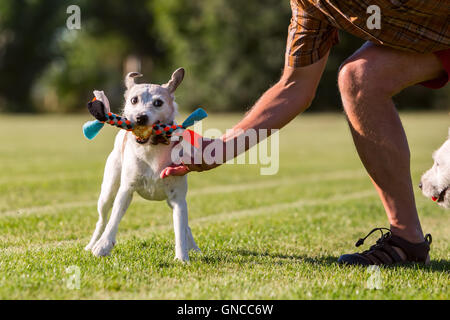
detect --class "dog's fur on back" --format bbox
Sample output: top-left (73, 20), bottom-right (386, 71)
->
top-left (420, 128), bottom-right (450, 209)
top-left (85, 68), bottom-right (199, 261)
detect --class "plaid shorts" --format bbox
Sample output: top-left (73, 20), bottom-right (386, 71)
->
top-left (285, 0), bottom-right (450, 87)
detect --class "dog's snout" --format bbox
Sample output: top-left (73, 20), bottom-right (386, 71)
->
top-left (419, 182), bottom-right (423, 189)
top-left (136, 114), bottom-right (148, 125)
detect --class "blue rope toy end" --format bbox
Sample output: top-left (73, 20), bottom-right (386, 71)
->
top-left (182, 108), bottom-right (208, 128)
top-left (83, 120), bottom-right (104, 140)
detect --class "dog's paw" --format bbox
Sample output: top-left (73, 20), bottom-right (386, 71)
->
top-left (84, 243), bottom-right (94, 251)
top-left (174, 250), bottom-right (190, 262)
top-left (174, 255), bottom-right (190, 263)
top-left (91, 238), bottom-right (115, 257)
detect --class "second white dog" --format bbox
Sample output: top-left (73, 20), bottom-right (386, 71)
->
top-left (420, 128), bottom-right (450, 209)
top-left (85, 68), bottom-right (200, 261)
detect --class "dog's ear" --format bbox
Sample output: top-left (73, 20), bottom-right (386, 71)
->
top-left (125, 72), bottom-right (143, 90)
top-left (163, 68), bottom-right (185, 94)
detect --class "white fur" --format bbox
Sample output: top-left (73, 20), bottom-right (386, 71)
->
top-left (420, 128), bottom-right (450, 209)
top-left (85, 68), bottom-right (199, 261)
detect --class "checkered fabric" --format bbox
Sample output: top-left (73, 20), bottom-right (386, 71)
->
top-left (286, 0), bottom-right (450, 67)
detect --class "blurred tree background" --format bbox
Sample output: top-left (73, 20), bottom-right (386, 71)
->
top-left (0, 0), bottom-right (448, 113)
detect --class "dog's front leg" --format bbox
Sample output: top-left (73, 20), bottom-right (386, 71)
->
top-left (91, 186), bottom-right (133, 257)
top-left (168, 198), bottom-right (189, 262)
top-left (85, 150), bottom-right (121, 251)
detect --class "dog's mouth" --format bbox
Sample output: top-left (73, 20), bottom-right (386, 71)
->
top-left (134, 120), bottom-right (161, 144)
top-left (433, 187), bottom-right (448, 203)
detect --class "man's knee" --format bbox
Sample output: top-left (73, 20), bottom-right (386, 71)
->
top-left (338, 58), bottom-right (397, 106)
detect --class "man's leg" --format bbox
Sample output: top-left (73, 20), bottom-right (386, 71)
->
top-left (338, 42), bottom-right (445, 245)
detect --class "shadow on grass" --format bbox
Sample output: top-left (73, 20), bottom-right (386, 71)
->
top-left (201, 248), bottom-right (450, 273)
top-left (399, 259), bottom-right (450, 273)
top-left (230, 248), bottom-right (338, 266)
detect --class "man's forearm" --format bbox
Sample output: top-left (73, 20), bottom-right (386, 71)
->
top-left (227, 75), bottom-right (313, 134)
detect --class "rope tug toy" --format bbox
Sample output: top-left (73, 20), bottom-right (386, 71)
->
top-left (82, 91), bottom-right (207, 145)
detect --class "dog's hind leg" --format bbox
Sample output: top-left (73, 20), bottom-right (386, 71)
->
top-left (85, 149), bottom-right (121, 251)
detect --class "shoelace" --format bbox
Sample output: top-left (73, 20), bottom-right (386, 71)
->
top-left (355, 227), bottom-right (392, 248)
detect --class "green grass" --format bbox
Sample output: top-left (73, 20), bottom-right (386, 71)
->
top-left (0, 112), bottom-right (448, 299)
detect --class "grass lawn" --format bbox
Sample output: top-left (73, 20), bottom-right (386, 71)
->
top-left (0, 112), bottom-right (448, 299)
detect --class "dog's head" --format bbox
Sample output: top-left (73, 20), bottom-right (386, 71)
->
top-left (420, 128), bottom-right (450, 208)
top-left (122, 68), bottom-right (184, 131)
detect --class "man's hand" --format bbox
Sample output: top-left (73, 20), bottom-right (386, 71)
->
top-left (160, 161), bottom-right (221, 178)
top-left (160, 137), bottom-right (223, 179)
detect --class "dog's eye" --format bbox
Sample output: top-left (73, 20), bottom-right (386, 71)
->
top-left (131, 97), bottom-right (138, 105)
top-left (153, 99), bottom-right (163, 107)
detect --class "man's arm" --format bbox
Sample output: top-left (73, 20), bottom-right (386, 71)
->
top-left (161, 52), bottom-right (329, 178)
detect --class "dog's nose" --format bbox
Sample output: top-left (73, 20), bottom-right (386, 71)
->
top-left (136, 114), bottom-right (148, 125)
top-left (419, 182), bottom-right (423, 189)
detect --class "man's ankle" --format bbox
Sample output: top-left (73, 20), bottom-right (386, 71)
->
top-left (390, 225), bottom-right (424, 243)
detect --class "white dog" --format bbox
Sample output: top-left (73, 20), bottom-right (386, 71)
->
top-left (85, 68), bottom-right (200, 261)
top-left (420, 128), bottom-right (450, 209)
